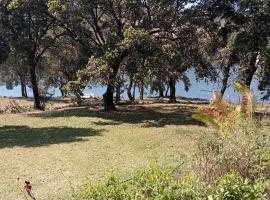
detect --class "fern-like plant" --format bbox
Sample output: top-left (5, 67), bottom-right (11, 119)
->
top-left (193, 82), bottom-right (254, 131)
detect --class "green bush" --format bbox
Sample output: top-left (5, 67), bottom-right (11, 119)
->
top-left (74, 165), bottom-right (269, 200)
top-left (74, 165), bottom-right (207, 200)
top-left (74, 175), bottom-right (130, 200)
top-left (211, 173), bottom-right (267, 200)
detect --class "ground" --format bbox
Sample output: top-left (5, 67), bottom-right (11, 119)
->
top-left (0, 98), bottom-right (268, 199)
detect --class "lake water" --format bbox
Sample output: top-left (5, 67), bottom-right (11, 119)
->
top-left (0, 70), bottom-right (267, 103)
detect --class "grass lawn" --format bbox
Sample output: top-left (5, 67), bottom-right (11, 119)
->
top-left (0, 101), bottom-right (208, 199)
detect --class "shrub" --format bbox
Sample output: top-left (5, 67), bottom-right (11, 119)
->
top-left (196, 119), bottom-right (270, 183)
top-left (74, 175), bottom-right (130, 200)
top-left (193, 82), bottom-right (270, 183)
top-left (211, 172), bottom-right (267, 200)
top-left (74, 166), bottom-right (269, 200)
top-left (74, 165), bottom-right (207, 200)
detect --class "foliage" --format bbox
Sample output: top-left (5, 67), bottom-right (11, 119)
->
top-left (193, 82), bottom-right (253, 130)
top-left (211, 172), bottom-right (267, 200)
top-left (193, 82), bottom-right (270, 186)
top-left (196, 118), bottom-right (270, 183)
top-left (74, 165), bottom-right (207, 200)
top-left (74, 164), bottom-right (269, 200)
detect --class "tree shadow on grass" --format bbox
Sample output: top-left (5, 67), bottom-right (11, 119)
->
top-left (0, 125), bottom-right (103, 149)
top-left (29, 105), bottom-right (205, 128)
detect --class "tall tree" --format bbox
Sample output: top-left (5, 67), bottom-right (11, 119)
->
top-left (49, 0), bottom-right (201, 110)
top-left (0, 0), bottom-right (63, 109)
top-left (198, 0), bottom-right (270, 90)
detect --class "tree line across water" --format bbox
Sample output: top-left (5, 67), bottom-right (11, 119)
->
top-left (0, 0), bottom-right (270, 111)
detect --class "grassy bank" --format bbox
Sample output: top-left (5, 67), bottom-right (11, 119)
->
top-left (0, 102), bottom-right (207, 199)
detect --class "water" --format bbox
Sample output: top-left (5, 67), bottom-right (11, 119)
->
top-left (0, 70), bottom-right (267, 103)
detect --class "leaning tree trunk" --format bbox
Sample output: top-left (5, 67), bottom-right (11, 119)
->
top-left (59, 87), bottom-right (65, 97)
top-left (169, 78), bottom-right (176, 103)
top-left (59, 82), bottom-right (67, 97)
top-left (127, 77), bottom-right (134, 101)
top-left (241, 53), bottom-right (260, 88)
top-left (30, 64), bottom-right (43, 110)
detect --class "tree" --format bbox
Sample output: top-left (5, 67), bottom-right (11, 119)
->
top-left (43, 36), bottom-right (89, 98)
top-left (0, 0), bottom-right (63, 109)
top-left (0, 49), bottom-right (29, 97)
top-left (0, 35), bottom-right (9, 64)
top-left (49, 0), bottom-right (201, 110)
top-left (198, 0), bottom-right (270, 91)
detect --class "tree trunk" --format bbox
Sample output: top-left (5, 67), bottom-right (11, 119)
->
top-left (30, 65), bottom-right (43, 110)
top-left (103, 49), bottom-right (128, 111)
top-left (220, 63), bottom-right (231, 98)
top-left (159, 84), bottom-right (164, 98)
top-left (20, 77), bottom-right (28, 98)
top-left (133, 83), bottom-right (136, 100)
top-left (59, 82), bottom-right (67, 97)
top-left (60, 88), bottom-right (65, 97)
top-left (241, 53), bottom-right (259, 88)
top-left (115, 84), bottom-right (121, 103)
top-left (139, 84), bottom-right (144, 100)
top-left (127, 77), bottom-right (134, 101)
top-left (169, 78), bottom-right (176, 103)
top-left (103, 85), bottom-right (116, 111)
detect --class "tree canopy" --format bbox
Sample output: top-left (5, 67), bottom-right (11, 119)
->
top-left (0, 0), bottom-right (269, 110)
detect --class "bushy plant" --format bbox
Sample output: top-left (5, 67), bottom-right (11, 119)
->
top-left (211, 172), bottom-right (267, 200)
top-left (196, 119), bottom-right (270, 183)
top-left (130, 166), bottom-right (207, 200)
top-left (74, 174), bottom-right (130, 200)
top-left (74, 165), bottom-right (269, 200)
top-left (74, 165), bottom-right (207, 200)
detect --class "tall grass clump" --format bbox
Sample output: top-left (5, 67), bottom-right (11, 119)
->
top-left (193, 82), bottom-right (270, 195)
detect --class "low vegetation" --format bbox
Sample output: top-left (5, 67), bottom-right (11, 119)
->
top-left (75, 165), bottom-right (269, 200)
top-left (74, 117), bottom-right (270, 199)
top-left (74, 85), bottom-right (270, 199)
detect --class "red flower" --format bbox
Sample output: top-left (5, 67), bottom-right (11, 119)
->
top-left (24, 181), bottom-right (32, 191)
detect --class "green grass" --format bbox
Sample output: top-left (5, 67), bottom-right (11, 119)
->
top-left (0, 103), bottom-right (207, 199)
